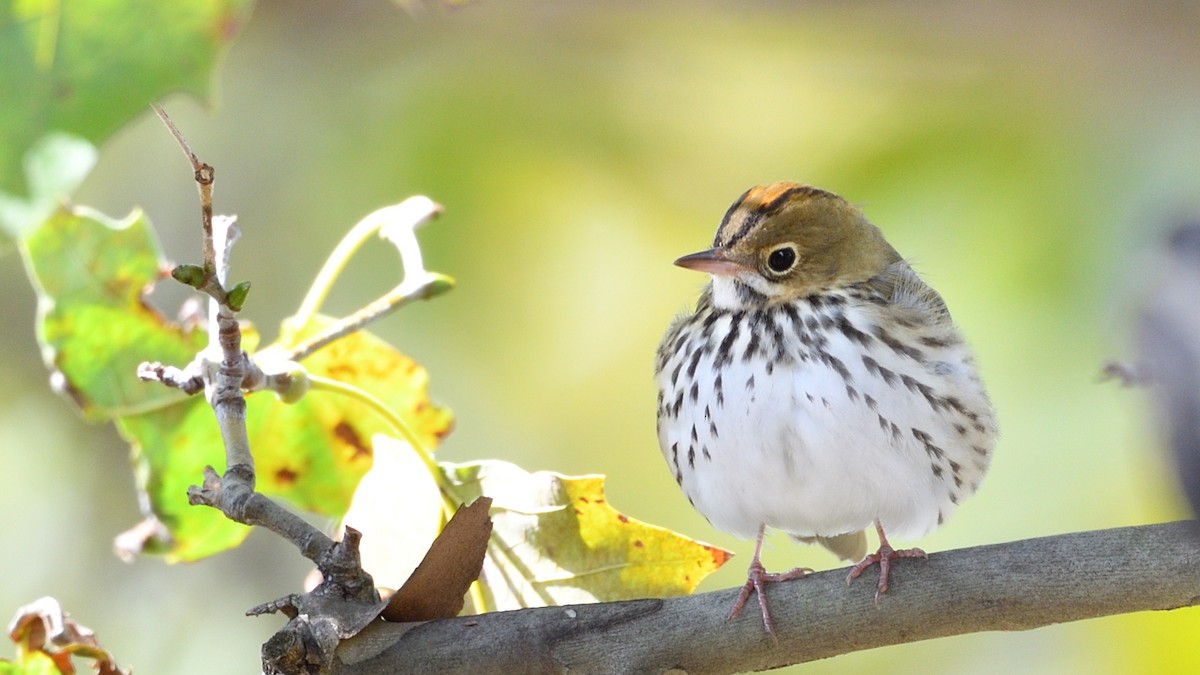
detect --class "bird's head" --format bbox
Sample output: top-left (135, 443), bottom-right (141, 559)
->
top-left (675, 182), bottom-right (901, 309)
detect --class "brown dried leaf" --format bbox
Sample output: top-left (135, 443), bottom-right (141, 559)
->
top-left (381, 497), bottom-right (492, 622)
top-left (5, 597), bottom-right (130, 675)
top-left (341, 435), bottom-right (444, 592)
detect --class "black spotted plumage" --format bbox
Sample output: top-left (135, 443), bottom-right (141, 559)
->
top-left (654, 182), bottom-right (998, 637)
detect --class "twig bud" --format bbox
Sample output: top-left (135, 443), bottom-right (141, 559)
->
top-left (226, 280), bottom-right (252, 311)
top-left (171, 264), bottom-right (206, 289)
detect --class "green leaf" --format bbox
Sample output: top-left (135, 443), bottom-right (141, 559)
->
top-left (0, 0), bottom-right (253, 198)
top-left (0, 133), bottom-right (96, 240)
top-left (122, 329), bottom-right (451, 562)
top-left (441, 459), bottom-right (732, 610)
top-left (20, 206), bottom-right (206, 422)
top-left (20, 206), bottom-right (453, 561)
top-left (0, 651), bottom-right (58, 675)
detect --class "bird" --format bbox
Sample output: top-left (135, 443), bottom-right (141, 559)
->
top-left (654, 182), bottom-right (997, 637)
top-left (1125, 223), bottom-right (1200, 520)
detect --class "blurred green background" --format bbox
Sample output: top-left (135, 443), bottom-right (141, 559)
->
top-left (3, 0), bottom-right (1200, 672)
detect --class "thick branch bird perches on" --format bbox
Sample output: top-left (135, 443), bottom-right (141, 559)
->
top-left (333, 522), bottom-right (1200, 674)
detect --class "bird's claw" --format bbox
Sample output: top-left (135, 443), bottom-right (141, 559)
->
top-left (846, 543), bottom-right (926, 603)
top-left (728, 558), bottom-right (812, 640)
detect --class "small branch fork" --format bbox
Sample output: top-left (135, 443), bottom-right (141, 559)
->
top-left (136, 106), bottom-right (391, 672)
top-left (281, 196), bottom-right (452, 362)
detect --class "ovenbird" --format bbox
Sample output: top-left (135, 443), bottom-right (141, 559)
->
top-left (655, 182), bottom-right (997, 636)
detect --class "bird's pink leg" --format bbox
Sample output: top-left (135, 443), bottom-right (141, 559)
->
top-left (846, 519), bottom-right (927, 602)
top-left (728, 523), bottom-right (813, 639)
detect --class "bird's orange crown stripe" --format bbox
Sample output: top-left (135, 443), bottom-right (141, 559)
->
top-left (716, 182), bottom-right (834, 248)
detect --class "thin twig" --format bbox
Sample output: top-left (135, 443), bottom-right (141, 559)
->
top-left (136, 361), bottom-right (204, 395)
top-left (289, 197), bottom-right (441, 336)
top-left (286, 274), bottom-right (453, 362)
top-left (142, 108), bottom-right (497, 672)
top-left (152, 104), bottom-right (216, 271)
top-left (148, 107), bottom-right (326, 546)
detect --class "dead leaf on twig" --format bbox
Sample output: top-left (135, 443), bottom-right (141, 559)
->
top-left (381, 497), bottom-right (492, 622)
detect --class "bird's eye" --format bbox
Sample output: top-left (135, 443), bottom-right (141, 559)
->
top-left (766, 245), bottom-right (798, 274)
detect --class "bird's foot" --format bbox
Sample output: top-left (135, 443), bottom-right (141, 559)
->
top-left (728, 557), bottom-right (813, 639)
top-left (846, 541), bottom-right (926, 603)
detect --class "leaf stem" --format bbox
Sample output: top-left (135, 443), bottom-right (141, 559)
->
top-left (287, 197), bottom-right (441, 344)
top-left (307, 374), bottom-right (457, 519)
top-left (284, 272), bottom-right (453, 363)
top-left (469, 579), bottom-right (488, 615)
top-left (306, 377), bottom-right (495, 613)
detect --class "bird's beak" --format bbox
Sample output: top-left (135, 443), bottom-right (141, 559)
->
top-left (673, 248), bottom-right (748, 276)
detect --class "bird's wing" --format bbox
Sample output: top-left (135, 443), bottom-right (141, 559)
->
top-left (868, 259), bottom-right (952, 326)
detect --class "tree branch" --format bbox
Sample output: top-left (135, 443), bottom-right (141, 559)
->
top-left (330, 522), bottom-right (1200, 674)
top-left (142, 107), bottom-right (387, 672)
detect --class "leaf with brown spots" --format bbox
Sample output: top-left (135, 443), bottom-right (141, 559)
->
top-left (111, 315), bottom-right (452, 562)
top-left (440, 460), bottom-right (732, 610)
top-left (23, 208), bottom-right (453, 562)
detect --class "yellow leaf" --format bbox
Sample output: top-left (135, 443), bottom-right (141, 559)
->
top-left (441, 459), bottom-right (731, 610)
